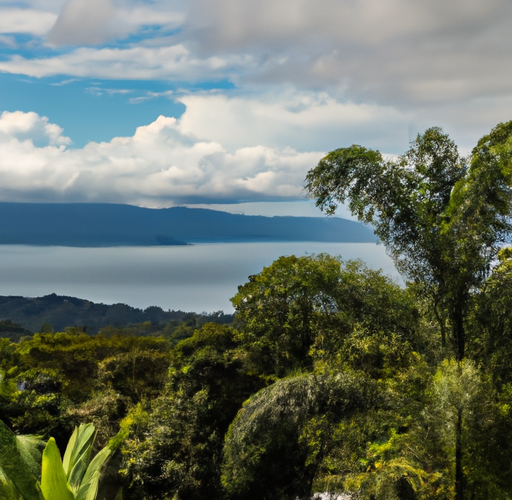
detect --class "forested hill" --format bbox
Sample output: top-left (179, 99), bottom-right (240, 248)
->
top-left (0, 293), bottom-right (233, 338)
top-left (0, 202), bottom-right (376, 246)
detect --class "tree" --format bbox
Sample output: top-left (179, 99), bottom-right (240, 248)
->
top-left (120, 323), bottom-right (262, 500)
top-left (469, 248), bottom-right (512, 385)
top-left (305, 121), bottom-right (512, 362)
top-left (232, 254), bottom-right (419, 378)
top-left (222, 372), bottom-right (380, 500)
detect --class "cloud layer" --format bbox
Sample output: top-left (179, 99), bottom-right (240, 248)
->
top-left (0, 108), bottom-right (322, 205)
top-left (0, 0), bottom-right (511, 206)
top-left (2, 0), bottom-right (512, 108)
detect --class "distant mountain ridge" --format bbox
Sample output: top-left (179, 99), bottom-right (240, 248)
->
top-left (0, 293), bottom-right (234, 338)
top-left (0, 202), bottom-right (376, 246)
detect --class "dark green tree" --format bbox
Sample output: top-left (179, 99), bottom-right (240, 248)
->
top-left (121, 323), bottom-right (262, 500)
top-left (470, 248), bottom-right (512, 385)
top-left (222, 372), bottom-right (380, 500)
top-left (305, 121), bottom-right (512, 362)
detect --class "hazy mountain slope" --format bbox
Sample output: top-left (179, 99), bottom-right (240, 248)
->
top-left (0, 203), bottom-right (376, 246)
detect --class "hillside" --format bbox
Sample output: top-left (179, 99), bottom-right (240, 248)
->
top-left (0, 293), bottom-right (233, 338)
top-left (0, 203), bottom-right (376, 246)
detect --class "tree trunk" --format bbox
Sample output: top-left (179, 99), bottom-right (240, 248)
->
top-left (432, 299), bottom-right (446, 348)
top-left (455, 407), bottom-right (464, 500)
top-left (451, 300), bottom-right (465, 362)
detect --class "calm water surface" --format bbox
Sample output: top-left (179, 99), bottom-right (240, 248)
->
top-left (0, 243), bottom-right (398, 313)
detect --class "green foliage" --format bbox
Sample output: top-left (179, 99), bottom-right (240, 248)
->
top-left (0, 419), bottom-right (44, 500)
top-left (39, 423), bottom-right (125, 500)
top-left (232, 254), bottom-right (419, 378)
top-left (0, 333), bottom-right (171, 443)
top-left (469, 248), bottom-right (512, 385)
top-left (121, 323), bottom-right (262, 500)
top-left (41, 438), bottom-right (75, 500)
top-left (222, 372), bottom-right (380, 500)
top-left (0, 421), bottom-right (125, 500)
top-left (306, 121), bottom-right (512, 361)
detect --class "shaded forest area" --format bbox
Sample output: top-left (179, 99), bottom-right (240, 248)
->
top-left (0, 294), bottom-right (233, 339)
top-left (2, 121), bottom-right (512, 500)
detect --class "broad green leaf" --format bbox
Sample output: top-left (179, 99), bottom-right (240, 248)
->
top-left (0, 468), bottom-right (21, 500)
top-left (0, 420), bottom-right (44, 500)
top-left (75, 428), bottom-right (127, 500)
top-left (63, 425), bottom-right (95, 491)
top-left (15, 435), bottom-right (44, 480)
top-left (41, 438), bottom-right (74, 500)
top-left (75, 447), bottom-right (111, 500)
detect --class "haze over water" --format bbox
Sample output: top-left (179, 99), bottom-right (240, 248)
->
top-left (0, 242), bottom-right (397, 313)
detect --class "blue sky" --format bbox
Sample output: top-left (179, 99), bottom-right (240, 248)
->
top-left (0, 0), bottom-right (512, 215)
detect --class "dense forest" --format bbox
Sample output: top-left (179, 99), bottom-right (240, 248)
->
top-left (1, 120), bottom-right (512, 500)
top-left (0, 294), bottom-right (233, 339)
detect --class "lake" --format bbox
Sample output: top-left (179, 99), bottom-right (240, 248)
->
top-left (0, 242), bottom-right (398, 313)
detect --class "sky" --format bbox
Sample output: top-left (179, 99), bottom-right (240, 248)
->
top-left (1, 0), bottom-right (512, 216)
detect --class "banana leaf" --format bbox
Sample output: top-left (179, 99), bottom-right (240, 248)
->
top-left (0, 420), bottom-right (43, 500)
top-left (40, 438), bottom-right (74, 500)
top-left (75, 428), bottom-right (127, 500)
top-left (62, 425), bottom-right (95, 493)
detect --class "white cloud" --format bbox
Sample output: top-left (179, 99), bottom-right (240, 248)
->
top-left (85, 87), bottom-right (133, 96)
top-left (0, 111), bottom-right (320, 205)
top-left (0, 111), bottom-right (70, 146)
top-left (47, 0), bottom-right (184, 45)
top-left (0, 8), bottom-right (57, 35)
top-left (129, 90), bottom-right (174, 104)
top-left (175, 89), bottom-right (410, 152)
top-left (0, 85), bottom-right (506, 207)
top-left (49, 78), bottom-right (79, 86)
top-left (0, 45), bottom-right (247, 80)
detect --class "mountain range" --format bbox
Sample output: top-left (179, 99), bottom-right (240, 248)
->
top-left (0, 203), bottom-right (376, 246)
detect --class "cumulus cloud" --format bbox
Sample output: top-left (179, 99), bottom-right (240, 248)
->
top-left (0, 90), bottom-right (504, 206)
top-left (0, 111), bottom-right (70, 146)
top-left (176, 90), bottom-right (410, 152)
top-left (0, 110), bottom-right (320, 205)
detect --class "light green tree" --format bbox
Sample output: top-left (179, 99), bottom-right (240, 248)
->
top-left (232, 254), bottom-right (418, 378)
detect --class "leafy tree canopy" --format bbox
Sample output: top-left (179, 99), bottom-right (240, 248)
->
top-left (306, 121), bottom-right (512, 360)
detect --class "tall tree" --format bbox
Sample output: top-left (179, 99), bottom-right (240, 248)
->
top-left (305, 121), bottom-right (512, 362)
